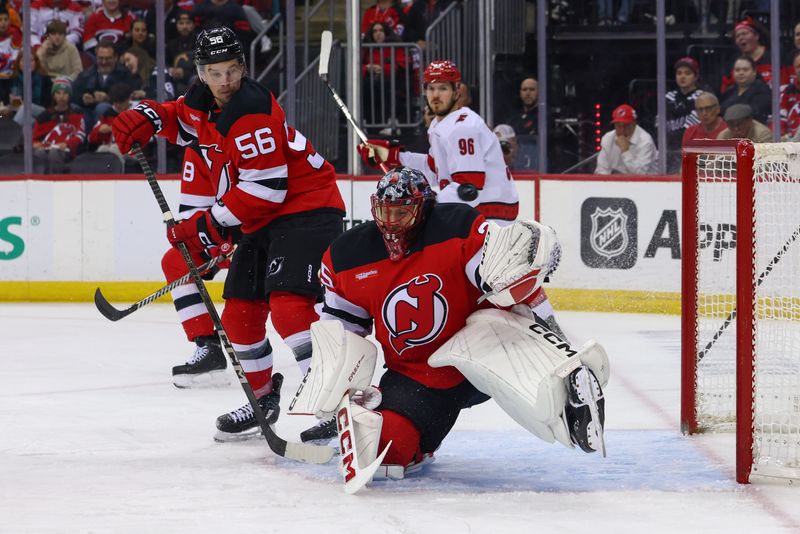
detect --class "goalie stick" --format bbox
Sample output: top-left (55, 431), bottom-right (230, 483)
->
top-left (698, 223), bottom-right (800, 361)
top-left (130, 143), bottom-right (334, 465)
top-left (318, 30), bottom-right (389, 173)
top-left (94, 249), bottom-right (234, 322)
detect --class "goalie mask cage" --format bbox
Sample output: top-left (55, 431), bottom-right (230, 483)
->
top-left (682, 139), bottom-right (800, 484)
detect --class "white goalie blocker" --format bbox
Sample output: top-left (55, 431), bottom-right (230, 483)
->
top-left (429, 309), bottom-right (610, 449)
top-left (288, 320), bottom-right (391, 494)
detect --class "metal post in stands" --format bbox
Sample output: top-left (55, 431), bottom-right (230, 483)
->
top-left (770, 0), bottom-right (781, 142)
top-left (286, 0), bottom-right (296, 125)
top-left (22, 0), bottom-right (32, 174)
top-left (536, 0), bottom-right (547, 173)
top-left (347, 0), bottom-right (361, 175)
top-left (656, 0), bottom-right (667, 175)
top-left (155, 0), bottom-right (166, 174)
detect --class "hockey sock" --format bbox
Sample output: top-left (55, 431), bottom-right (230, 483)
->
top-left (269, 291), bottom-right (318, 375)
top-left (222, 297), bottom-right (273, 396)
top-left (379, 409), bottom-right (422, 467)
top-left (161, 247), bottom-right (214, 341)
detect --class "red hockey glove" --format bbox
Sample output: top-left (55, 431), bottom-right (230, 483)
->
top-left (167, 210), bottom-right (233, 261)
top-left (357, 139), bottom-right (402, 170)
top-left (112, 100), bottom-right (167, 154)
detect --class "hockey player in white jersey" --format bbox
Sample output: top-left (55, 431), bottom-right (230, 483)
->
top-left (357, 59), bottom-right (520, 225)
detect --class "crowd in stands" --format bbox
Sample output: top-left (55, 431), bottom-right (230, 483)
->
top-left (0, 0), bottom-right (276, 173)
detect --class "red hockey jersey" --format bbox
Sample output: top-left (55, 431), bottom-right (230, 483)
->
top-left (33, 106), bottom-right (86, 155)
top-left (319, 203), bottom-right (491, 389)
top-left (158, 79), bottom-right (345, 232)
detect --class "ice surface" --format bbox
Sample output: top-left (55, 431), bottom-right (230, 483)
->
top-left (2, 304), bottom-right (799, 533)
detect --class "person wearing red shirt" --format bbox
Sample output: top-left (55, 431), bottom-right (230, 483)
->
top-left (682, 92), bottom-right (728, 148)
top-left (32, 78), bottom-right (86, 172)
top-left (83, 0), bottom-right (135, 53)
top-left (111, 27), bottom-right (345, 441)
top-left (361, 0), bottom-right (403, 38)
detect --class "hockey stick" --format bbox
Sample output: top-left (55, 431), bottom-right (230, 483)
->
top-left (130, 143), bottom-right (334, 465)
top-left (94, 249), bottom-right (234, 322)
top-left (698, 223), bottom-right (800, 361)
top-left (318, 30), bottom-right (389, 173)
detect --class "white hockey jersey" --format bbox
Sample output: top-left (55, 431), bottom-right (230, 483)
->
top-left (400, 106), bottom-right (519, 223)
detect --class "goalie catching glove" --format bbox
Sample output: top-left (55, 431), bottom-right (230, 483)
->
top-left (112, 100), bottom-right (167, 154)
top-left (167, 210), bottom-right (234, 261)
top-left (357, 139), bottom-right (402, 170)
top-left (478, 220), bottom-right (561, 307)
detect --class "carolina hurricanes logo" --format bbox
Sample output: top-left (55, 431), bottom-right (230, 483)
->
top-left (382, 274), bottom-right (448, 355)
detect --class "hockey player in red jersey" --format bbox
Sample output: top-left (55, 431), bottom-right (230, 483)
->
top-left (111, 27), bottom-right (346, 441)
top-left (161, 142), bottom-right (238, 388)
top-left (290, 167), bottom-right (608, 490)
top-left (358, 60), bottom-right (519, 224)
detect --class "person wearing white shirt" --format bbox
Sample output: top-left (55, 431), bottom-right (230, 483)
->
top-left (595, 104), bottom-right (659, 175)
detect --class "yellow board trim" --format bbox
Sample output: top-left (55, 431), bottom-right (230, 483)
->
top-left (0, 282), bottom-right (681, 315)
top-left (0, 282), bottom-right (225, 303)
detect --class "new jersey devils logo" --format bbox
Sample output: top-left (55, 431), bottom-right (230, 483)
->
top-left (382, 274), bottom-right (448, 355)
top-left (200, 144), bottom-right (232, 198)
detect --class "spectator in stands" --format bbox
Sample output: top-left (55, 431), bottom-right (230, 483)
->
top-left (117, 18), bottom-right (156, 60)
top-left (682, 92), bottom-right (728, 146)
top-left (717, 103), bottom-right (772, 143)
top-left (456, 81), bottom-right (471, 108)
top-left (595, 104), bottom-right (658, 175)
top-left (144, 0), bottom-right (193, 43)
top-left (88, 82), bottom-right (132, 163)
top-left (493, 123), bottom-right (519, 170)
top-left (361, 0), bottom-right (404, 39)
top-left (121, 47), bottom-right (175, 102)
top-left (402, 0), bottom-right (455, 49)
top-left (0, 0), bottom-right (21, 31)
top-left (720, 56), bottom-right (771, 125)
top-left (193, 0), bottom-right (253, 50)
top-left (30, 0), bottom-right (85, 48)
top-left (779, 51), bottom-right (800, 138)
top-left (666, 57), bottom-right (703, 172)
top-left (166, 10), bottom-right (197, 96)
top-left (0, 7), bottom-right (20, 107)
top-left (32, 78), bottom-right (86, 173)
top-left (503, 77), bottom-right (538, 172)
top-left (83, 0), bottom-right (135, 54)
top-left (36, 20), bottom-right (82, 84)
top-left (362, 21), bottom-right (407, 128)
top-left (404, 101), bottom-right (433, 154)
top-left (720, 17), bottom-right (789, 93)
top-left (72, 41), bottom-right (141, 126)
top-left (596, 0), bottom-right (632, 25)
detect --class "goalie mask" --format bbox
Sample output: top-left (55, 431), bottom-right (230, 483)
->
top-left (371, 167), bottom-right (437, 262)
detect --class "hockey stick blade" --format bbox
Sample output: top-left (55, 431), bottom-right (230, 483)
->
top-left (130, 143), bottom-right (334, 465)
top-left (318, 30), bottom-right (332, 79)
top-left (94, 252), bottom-right (234, 322)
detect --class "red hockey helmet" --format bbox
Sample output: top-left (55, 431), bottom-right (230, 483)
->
top-left (423, 60), bottom-right (461, 85)
top-left (371, 167), bottom-right (437, 261)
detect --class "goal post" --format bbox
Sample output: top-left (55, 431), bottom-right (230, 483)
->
top-left (682, 139), bottom-right (800, 484)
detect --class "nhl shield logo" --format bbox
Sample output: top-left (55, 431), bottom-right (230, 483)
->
top-left (590, 207), bottom-right (628, 259)
top-left (580, 197), bottom-right (638, 269)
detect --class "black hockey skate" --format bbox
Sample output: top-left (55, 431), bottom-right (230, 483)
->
top-left (214, 374), bottom-right (283, 442)
top-left (300, 415), bottom-right (337, 445)
top-left (172, 335), bottom-right (229, 389)
top-left (564, 366), bottom-right (606, 456)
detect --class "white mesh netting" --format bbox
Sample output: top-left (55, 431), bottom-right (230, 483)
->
top-left (694, 143), bottom-right (800, 478)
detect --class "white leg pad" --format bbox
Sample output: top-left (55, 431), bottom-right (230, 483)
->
top-left (428, 309), bottom-right (610, 449)
top-left (335, 393), bottom-right (391, 494)
top-left (288, 320), bottom-right (378, 417)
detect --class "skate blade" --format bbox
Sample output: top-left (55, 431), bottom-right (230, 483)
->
top-left (173, 370), bottom-right (231, 389)
top-left (576, 369), bottom-right (606, 457)
top-left (213, 426), bottom-right (264, 443)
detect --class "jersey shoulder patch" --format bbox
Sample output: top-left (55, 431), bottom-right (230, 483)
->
top-left (182, 82), bottom-right (216, 113)
top-left (419, 204), bottom-right (481, 247)
top-left (216, 78), bottom-right (274, 136)
top-left (329, 222), bottom-right (388, 273)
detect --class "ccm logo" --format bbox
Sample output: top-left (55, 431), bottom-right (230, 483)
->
top-left (337, 407), bottom-right (356, 482)
top-left (137, 104), bottom-right (164, 133)
top-left (528, 323), bottom-right (577, 357)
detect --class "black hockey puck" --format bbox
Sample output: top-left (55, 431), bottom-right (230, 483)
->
top-left (457, 183), bottom-right (478, 201)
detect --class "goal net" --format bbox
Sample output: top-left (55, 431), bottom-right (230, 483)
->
top-left (682, 140), bottom-right (800, 484)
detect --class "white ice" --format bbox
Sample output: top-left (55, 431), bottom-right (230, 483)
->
top-left (2, 304), bottom-right (799, 534)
